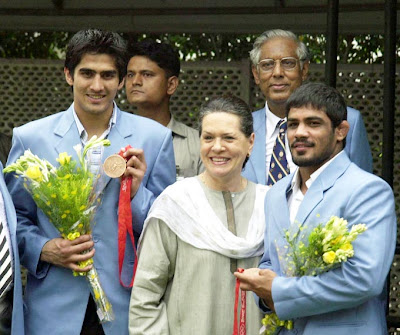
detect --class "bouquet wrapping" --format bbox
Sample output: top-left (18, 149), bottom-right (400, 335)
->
top-left (4, 136), bottom-right (114, 323)
top-left (260, 216), bottom-right (367, 335)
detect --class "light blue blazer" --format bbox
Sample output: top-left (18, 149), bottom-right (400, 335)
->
top-left (242, 106), bottom-right (373, 184)
top-left (5, 104), bottom-right (176, 335)
top-left (0, 163), bottom-right (24, 335)
top-left (259, 152), bottom-right (396, 334)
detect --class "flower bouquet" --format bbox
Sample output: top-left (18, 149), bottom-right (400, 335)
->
top-left (260, 216), bottom-right (367, 335)
top-left (4, 136), bottom-right (114, 323)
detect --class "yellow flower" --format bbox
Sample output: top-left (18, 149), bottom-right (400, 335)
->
top-left (323, 251), bottom-right (336, 264)
top-left (25, 165), bottom-right (43, 181)
top-left (79, 205), bottom-right (86, 210)
top-left (340, 243), bottom-right (353, 252)
top-left (67, 232), bottom-right (81, 240)
top-left (56, 152), bottom-right (71, 166)
top-left (51, 194), bottom-right (56, 198)
top-left (331, 235), bottom-right (343, 245)
top-left (61, 214), bottom-right (67, 219)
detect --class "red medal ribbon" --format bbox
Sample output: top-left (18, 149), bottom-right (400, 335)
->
top-left (117, 145), bottom-right (137, 288)
top-left (233, 268), bottom-right (246, 335)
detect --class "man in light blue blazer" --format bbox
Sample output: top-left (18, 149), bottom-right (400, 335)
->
top-left (5, 29), bottom-right (175, 335)
top-left (236, 83), bottom-right (396, 334)
top-left (0, 163), bottom-right (24, 335)
top-left (242, 29), bottom-right (372, 186)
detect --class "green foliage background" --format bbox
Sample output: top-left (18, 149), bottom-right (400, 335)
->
top-left (0, 31), bottom-right (396, 64)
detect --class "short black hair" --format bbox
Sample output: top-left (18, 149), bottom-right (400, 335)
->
top-left (198, 94), bottom-right (253, 168)
top-left (65, 29), bottom-right (128, 83)
top-left (286, 82), bottom-right (348, 146)
top-left (129, 40), bottom-right (180, 78)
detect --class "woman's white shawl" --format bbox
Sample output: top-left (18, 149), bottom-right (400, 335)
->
top-left (139, 177), bottom-right (269, 259)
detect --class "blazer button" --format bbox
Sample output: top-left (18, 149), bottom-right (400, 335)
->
top-left (92, 236), bottom-right (99, 243)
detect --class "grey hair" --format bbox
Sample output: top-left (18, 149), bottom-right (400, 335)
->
top-left (249, 29), bottom-right (310, 69)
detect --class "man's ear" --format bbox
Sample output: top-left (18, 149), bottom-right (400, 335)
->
top-left (118, 77), bottom-right (125, 90)
top-left (301, 61), bottom-right (309, 81)
top-left (64, 67), bottom-right (74, 86)
top-left (336, 120), bottom-right (350, 142)
top-left (167, 76), bottom-right (179, 96)
top-left (251, 65), bottom-right (260, 85)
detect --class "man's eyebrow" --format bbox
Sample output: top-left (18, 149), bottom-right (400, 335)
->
top-left (287, 116), bottom-right (324, 122)
top-left (79, 68), bottom-right (95, 73)
top-left (101, 70), bottom-right (117, 75)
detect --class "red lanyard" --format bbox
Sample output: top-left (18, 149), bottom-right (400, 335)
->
top-left (117, 145), bottom-right (137, 288)
top-left (233, 268), bottom-right (246, 335)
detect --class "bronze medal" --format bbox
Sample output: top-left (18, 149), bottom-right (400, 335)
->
top-left (103, 154), bottom-right (126, 178)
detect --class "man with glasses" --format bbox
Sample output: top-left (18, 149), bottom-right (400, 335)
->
top-left (242, 29), bottom-right (372, 185)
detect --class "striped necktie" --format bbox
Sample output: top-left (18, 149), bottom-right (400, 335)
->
top-left (267, 119), bottom-right (290, 186)
top-left (0, 219), bottom-right (12, 298)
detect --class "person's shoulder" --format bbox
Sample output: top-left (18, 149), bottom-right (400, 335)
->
top-left (346, 106), bottom-right (362, 120)
top-left (345, 162), bottom-right (392, 191)
top-left (174, 120), bottom-right (200, 140)
top-left (14, 110), bottom-right (66, 133)
top-left (161, 176), bottom-right (198, 197)
top-left (119, 110), bottom-right (171, 134)
top-left (252, 107), bottom-right (265, 116)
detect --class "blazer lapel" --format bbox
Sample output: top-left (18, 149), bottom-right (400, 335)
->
top-left (97, 108), bottom-right (134, 194)
top-left (0, 165), bottom-right (17, 236)
top-left (52, 105), bottom-right (135, 195)
top-left (269, 176), bottom-right (293, 235)
top-left (249, 108), bottom-right (267, 184)
top-left (293, 152), bottom-right (352, 230)
top-left (53, 105), bottom-right (82, 163)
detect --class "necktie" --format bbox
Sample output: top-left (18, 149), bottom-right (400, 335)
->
top-left (267, 119), bottom-right (290, 186)
top-left (0, 219), bottom-right (12, 298)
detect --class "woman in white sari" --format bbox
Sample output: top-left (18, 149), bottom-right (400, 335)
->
top-left (129, 94), bottom-right (269, 335)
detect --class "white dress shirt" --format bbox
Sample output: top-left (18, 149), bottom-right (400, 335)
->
top-left (288, 151), bottom-right (344, 224)
top-left (73, 102), bottom-right (117, 176)
top-left (264, 102), bottom-right (296, 175)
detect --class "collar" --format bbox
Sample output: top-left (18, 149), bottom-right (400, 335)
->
top-left (167, 116), bottom-right (187, 138)
top-left (265, 102), bottom-right (285, 133)
top-left (72, 102), bottom-right (117, 142)
top-left (291, 151), bottom-right (344, 191)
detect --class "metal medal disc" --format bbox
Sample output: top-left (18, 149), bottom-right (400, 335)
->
top-left (103, 154), bottom-right (126, 178)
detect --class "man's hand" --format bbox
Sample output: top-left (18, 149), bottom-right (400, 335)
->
top-left (234, 268), bottom-right (277, 311)
top-left (40, 234), bottom-right (95, 272)
top-left (122, 147), bottom-right (147, 199)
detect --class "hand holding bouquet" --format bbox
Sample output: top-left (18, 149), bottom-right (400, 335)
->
top-left (4, 136), bottom-right (114, 323)
top-left (260, 216), bottom-right (367, 335)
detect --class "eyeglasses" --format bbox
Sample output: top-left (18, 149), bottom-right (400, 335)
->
top-left (257, 57), bottom-right (300, 72)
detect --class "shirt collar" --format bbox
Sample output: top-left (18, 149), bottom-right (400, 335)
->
top-left (72, 102), bottom-right (117, 143)
top-left (290, 151), bottom-right (344, 191)
top-left (167, 116), bottom-right (187, 138)
top-left (265, 101), bottom-right (286, 130)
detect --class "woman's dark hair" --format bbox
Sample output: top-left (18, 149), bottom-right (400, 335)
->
top-left (198, 94), bottom-right (253, 168)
